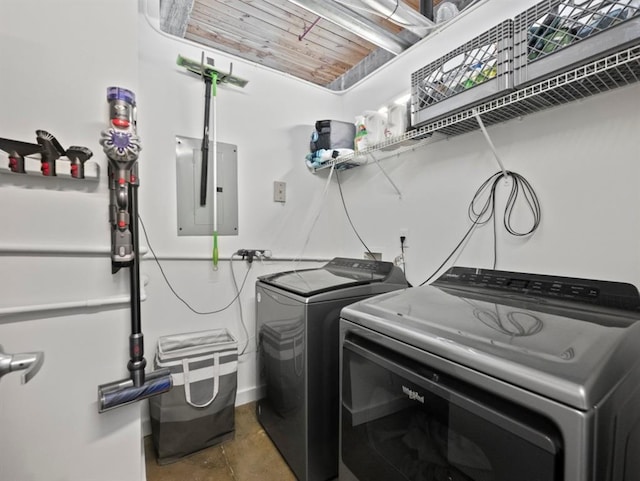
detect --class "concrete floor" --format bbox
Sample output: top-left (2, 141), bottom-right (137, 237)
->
top-left (144, 402), bottom-right (297, 481)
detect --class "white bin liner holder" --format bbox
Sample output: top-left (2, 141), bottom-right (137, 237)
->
top-left (149, 328), bottom-right (238, 464)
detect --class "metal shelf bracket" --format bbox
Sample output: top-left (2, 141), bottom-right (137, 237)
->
top-left (368, 152), bottom-right (402, 198)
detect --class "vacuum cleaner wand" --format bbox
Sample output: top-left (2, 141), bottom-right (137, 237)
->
top-left (97, 87), bottom-right (172, 413)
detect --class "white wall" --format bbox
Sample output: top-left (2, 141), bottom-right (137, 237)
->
top-left (138, 0), bottom-right (346, 261)
top-left (337, 87), bottom-right (640, 285)
top-left (338, 0), bottom-right (640, 288)
top-left (0, 0), bottom-right (347, 478)
top-left (1, 0), bottom-right (639, 479)
top-left (137, 0), bottom-right (346, 433)
top-left (0, 1), bottom-right (144, 480)
top-left (138, 0), bottom-right (640, 436)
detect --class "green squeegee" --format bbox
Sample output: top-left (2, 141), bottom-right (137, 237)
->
top-left (177, 54), bottom-right (249, 89)
top-left (177, 53), bottom-right (248, 270)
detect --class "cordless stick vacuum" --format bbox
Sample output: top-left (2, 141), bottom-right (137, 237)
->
top-left (97, 87), bottom-right (172, 413)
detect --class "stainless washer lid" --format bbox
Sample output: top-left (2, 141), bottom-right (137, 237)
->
top-left (258, 257), bottom-right (406, 297)
top-left (341, 267), bottom-right (640, 410)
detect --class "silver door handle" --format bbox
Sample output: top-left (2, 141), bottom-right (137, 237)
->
top-left (0, 344), bottom-right (45, 384)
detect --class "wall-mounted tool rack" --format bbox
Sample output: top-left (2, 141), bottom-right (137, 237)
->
top-left (0, 131), bottom-right (98, 181)
top-left (0, 154), bottom-right (100, 181)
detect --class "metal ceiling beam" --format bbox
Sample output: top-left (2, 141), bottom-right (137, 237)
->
top-left (336, 0), bottom-right (436, 38)
top-left (286, 0), bottom-right (412, 55)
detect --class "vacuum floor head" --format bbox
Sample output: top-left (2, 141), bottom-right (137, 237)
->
top-left (98, 368), bottom-right (172, 413)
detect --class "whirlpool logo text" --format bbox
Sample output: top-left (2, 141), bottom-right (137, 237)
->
top-left (402, 385), bottom-right (424, 404)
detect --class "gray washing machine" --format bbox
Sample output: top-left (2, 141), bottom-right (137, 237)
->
top-left (339, 266), bottom-right (640, 481)
top-left (255, 257), bottom-right (407, 481)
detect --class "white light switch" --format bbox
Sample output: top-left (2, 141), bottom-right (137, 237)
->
top-left (274, 181), bottom-right (286, 203)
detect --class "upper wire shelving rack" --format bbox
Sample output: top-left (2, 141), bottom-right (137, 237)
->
top-left (313, 43), bottom-right (640, 172)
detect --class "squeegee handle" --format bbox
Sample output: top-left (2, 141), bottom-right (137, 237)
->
top-left (200, 76), bottom-right (213, 206)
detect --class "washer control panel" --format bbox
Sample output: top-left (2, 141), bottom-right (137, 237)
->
top-left (435, 266), bottom-right (640, 311)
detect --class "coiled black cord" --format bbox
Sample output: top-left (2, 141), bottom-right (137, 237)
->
top-left (470, 170), bottom-right (541, 236)
top-left (419, 170), bottom-right (541, 286)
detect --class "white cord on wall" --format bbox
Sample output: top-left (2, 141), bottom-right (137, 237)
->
top-left (292, 161), bottom-right (337, 268)
top-left (473, 109), bottom-right (508, 178)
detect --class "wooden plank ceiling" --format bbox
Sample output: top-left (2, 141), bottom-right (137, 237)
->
top-left (168, 0), bottom-right (429, 88)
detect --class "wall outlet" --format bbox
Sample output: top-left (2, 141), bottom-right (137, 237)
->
top-left (400, 228), bottom-right (409, 248)
top-left (274, 181), bottom-right (286, 203)
top-left (502, 174), bottom-right (512, 188)
top-left (364, 251), bottom-right (382, 261)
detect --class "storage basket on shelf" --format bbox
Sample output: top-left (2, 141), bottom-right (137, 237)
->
top-left (149, 328), bottom-right (238, 465)
top-left (410, 20), bottom-right (514, 128)
top-left (513, 0), bottom-right (640, 87)
top-left (309, 120), bottom-right (356, 152)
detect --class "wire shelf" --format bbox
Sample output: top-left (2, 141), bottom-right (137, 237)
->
top-left (313, 43), bottom-right (640, 172)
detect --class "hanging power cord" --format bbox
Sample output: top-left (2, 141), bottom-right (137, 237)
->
top-left (336, 170), bottom-right (376, 259)
top-left (399, 235), bottom-right (409, 284)
top-left (229, 253), bottom-right (251, 356)
top-left (419, 170), bottom-right (541, 286)
top-left (138, 214), bottom-right (252, 315)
